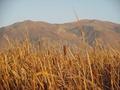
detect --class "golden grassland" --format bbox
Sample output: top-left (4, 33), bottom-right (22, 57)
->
top-left (0, 37), bottom-right (120, 90)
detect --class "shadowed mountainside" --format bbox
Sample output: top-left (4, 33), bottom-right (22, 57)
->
top-left (0, 19), bottom-right (120, 49)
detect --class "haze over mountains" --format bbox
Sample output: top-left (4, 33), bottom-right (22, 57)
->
top-left (0, 19), bottom-right (120, 49)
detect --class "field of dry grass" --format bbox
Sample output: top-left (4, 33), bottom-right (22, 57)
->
top-left (0, 37), bottom-right (120, 90)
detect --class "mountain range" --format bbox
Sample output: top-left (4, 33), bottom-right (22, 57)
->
top-left (0, 19), bottom-right (120, 49)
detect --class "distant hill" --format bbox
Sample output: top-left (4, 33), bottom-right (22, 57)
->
top-left (0, 20), bottom-right (120, 49)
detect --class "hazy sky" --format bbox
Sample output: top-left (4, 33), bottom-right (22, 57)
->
top-left (0, 0), bottom-right (120, 27)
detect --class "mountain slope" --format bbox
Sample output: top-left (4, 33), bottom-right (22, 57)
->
top-left (0, 20), bottom-right (120, 49)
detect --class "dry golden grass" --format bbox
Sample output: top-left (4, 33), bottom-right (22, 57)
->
top-left (0, 37), bottom-right (120, 90)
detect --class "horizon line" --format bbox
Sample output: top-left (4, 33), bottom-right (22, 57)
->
top-left (0, 18), bottom-right (120, 28)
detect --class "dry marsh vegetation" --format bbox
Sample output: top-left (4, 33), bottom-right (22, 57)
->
top-left (0, 35), bottom-right (120, 90)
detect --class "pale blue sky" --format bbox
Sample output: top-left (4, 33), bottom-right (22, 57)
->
top-left (0, 0), bottom-right (120, 27)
